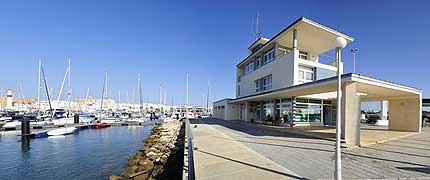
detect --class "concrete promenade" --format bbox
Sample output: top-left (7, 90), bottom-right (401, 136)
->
top-left (191, 119), bottom-right (302, 180)
top-left (191, 118), bottom-right (430, 179)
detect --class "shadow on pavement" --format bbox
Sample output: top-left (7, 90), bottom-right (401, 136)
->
top-left (196, 149), bottom-right (309, 180)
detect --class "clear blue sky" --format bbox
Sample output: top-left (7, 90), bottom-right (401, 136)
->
top-left (0, 0), bottom-right (429, 106)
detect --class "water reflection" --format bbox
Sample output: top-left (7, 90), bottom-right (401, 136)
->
top-left (0, 126), bottom-right (154, 180)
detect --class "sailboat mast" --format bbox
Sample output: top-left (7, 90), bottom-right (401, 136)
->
top-left (52, 61), bottom-right (70, 118)
top-left (67, 58), bottom-right (71, 115)
top-left (41, 65), bottom-right (53, 113)
top-left (100, 72), bottom-right (107, 111)
top-left (138, 73), bottom-right (143, 115)
top-left (105, 72), bottom-right (108, 99)
top-left (37, 59), bottom-right (41, 114)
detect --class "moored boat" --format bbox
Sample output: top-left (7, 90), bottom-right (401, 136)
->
top-left (47, 127), bottom-right (77, 136)
top-left (93, 122), bottom-right (111, 128)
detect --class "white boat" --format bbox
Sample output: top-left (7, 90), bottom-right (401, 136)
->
top-left (2, 121), bottom-right (21, 130)
top-left (47, 127), bottom-right (77, 136)
top-left (127, 118), bottom-right (147, 123)
top-left (52, 117), bottom-right (74, 126)
top-left (163, 117), bottom-right (176, 123)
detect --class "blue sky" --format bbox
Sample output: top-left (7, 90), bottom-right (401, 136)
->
top-left (0, 0), bottom-right (428, 106)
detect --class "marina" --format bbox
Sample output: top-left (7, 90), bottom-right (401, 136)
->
top-left (0, 125), bottom-right (155, 180)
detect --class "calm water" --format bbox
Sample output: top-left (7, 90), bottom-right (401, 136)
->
top-left (0, 125), bottom-right (154, 180)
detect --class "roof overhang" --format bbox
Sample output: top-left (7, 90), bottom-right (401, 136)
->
top-left (237, 17), bottom-right (354, 68)
top-left (228, 73), bottom-right (421, 104)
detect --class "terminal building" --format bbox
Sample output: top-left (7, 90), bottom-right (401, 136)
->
top-left (213, 17), bottom-right (423, 146)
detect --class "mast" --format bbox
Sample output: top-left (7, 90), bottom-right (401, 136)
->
top-left (86, 88), bottom-right (90, 99)
top-left (41, 64), bottom-right (53, 113)
top-left (163, 82), bottom-right (167, 105)
top-left (159, 83), bottom-right (162, 105)
top-left (67, 58), bottom-right (71, 116)
top-left (207, 80), bottom-right (210, 112)
top-left (186, 73), bottom-right (189, 105)
top-left (37, 59), bottom-right (41, 114)
top-left (100, 72), bottom-right (107, 111)
top-left (138, 73), bottom-right (143, 116)
top-left (104, 71), bottom-right (108, 99)
top-left (52, 61), bottom-right (70, 118)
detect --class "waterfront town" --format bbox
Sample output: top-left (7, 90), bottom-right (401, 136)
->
top-left (1, 1), bottom-right (430, 180)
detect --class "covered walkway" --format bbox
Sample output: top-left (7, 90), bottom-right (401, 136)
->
top-left (230, 73), bottom-right (423, 146)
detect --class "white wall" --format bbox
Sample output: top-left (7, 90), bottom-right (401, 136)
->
top-left (238, 52), bottom-right (295, 97)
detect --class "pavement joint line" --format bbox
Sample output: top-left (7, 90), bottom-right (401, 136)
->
top-left (200, 122), bottom-right (302, 179)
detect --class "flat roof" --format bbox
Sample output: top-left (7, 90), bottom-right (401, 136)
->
top-left (229, 73), bottom-right (421, 104)
top-left (237, 17), bottom-right (354, 67)
top-left (213, 98), bottom-right (234, 104)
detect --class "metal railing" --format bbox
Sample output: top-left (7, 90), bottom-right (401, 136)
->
top-left (185, 118), bottom-right (195, 180)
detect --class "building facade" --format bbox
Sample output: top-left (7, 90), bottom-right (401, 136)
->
top-left (214, 17), bottom-right (422, 146)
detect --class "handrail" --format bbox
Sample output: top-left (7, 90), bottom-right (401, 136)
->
top-left (185, 118), bottom-right (196, 180)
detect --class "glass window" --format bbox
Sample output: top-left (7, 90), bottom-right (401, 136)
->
top-left (263, 75), bottom-right (272, 90)
top-left (306, 72), bottom-right (313, 80)
top-left (263, 49), bottom-right (275, 64)
top-left (254, 57), bottom-right (261, 68)
top-left (299, 51), bottom-right (309, 60)
top-left (298, 71), bottom-right (304, 80)
top-left (245, 62), bottom-right (254, 74)
top-left (255, 80), bottom-right (260, 92)
top-left (298, 65), bottom-right (314, 84)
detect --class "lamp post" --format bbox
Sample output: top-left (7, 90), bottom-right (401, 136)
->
top-left (333, 37), bottom-right (347, 180)
top-left (351, 48), bottom-right (358, 73)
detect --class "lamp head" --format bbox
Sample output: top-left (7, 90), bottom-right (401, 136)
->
top-left (333, 37), bottom-right (347, 49)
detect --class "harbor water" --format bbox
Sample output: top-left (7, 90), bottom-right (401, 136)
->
top-left (0, 125), bottom-right (154, 180)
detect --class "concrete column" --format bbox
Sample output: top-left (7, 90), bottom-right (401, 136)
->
top-left (292, 29), bottom-right (299, 85)
top-left (341, 83), bottom-right (361, 146)
top-left (272, 99), bottom-right (277, 122)
top-left (380, 101), bottom-right (389, 120)
top-left (244, 101), bottom-right (249, 123)
top-left (260, 101), bottom-right (264, 122)
top-left (388, 94), bottom-right (422, 132)
top-left (292, 29), bottom-right (298, 49)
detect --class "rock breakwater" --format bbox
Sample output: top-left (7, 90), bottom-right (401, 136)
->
top-left (110, 121), bottom-right (185, 180)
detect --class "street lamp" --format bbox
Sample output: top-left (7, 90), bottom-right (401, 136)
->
top-left (351, 48), bottom-right (358, 73)
top-left (333, 37), bottom-right (347, 180)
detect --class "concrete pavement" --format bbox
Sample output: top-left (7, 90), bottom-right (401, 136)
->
top-left (191, 118), bottom-right (430, 179)
top-left (191, 119), bottom-right (303, 180)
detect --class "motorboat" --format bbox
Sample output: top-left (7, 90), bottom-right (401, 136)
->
top-left (47, 127), bottom-right (77, 136)
top-left (93, 122), bottom-right (111, 128)
top-left (2, 121), bottom-right (21, 130)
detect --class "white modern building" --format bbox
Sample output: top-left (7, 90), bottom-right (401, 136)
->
top-left (214, 17), bottom-right (423, 146)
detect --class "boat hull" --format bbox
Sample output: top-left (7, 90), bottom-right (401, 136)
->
top-left (47, 127), bottom-right (77, 136)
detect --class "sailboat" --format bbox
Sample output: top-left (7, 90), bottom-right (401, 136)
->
top-left (127, 73), bottom-right (147, 123)
top-left (94, 72), bottom-right (115, 127)
top-left (47, 59), bottom-right (77, 136)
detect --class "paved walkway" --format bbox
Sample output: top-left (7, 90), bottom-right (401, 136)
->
top-left (192, 120), bottom-right (302, 180)
top-left (191, 119), bottom-right (430, 179)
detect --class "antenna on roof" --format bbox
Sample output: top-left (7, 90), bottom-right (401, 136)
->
top-left (251, 13), bottom-right (261, 41)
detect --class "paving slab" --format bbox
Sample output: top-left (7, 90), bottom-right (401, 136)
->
top-left (192, 118), bottom-right (430, 179)
top-left (192, 121), bottom-right (302, 180)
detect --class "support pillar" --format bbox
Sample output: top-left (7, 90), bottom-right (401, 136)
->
top-left (388, 94), bottom-right (422, 132)
top-left (292, 29), bottom-right (299, 85)
top-left (341, 83), bottom-right (361, 146)
top-left (380, 101), bottom-right (389, 120)
top-left (272, 100), bottom-right (277, 122)
top-left (244, 101), bottom-right (249, 123)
